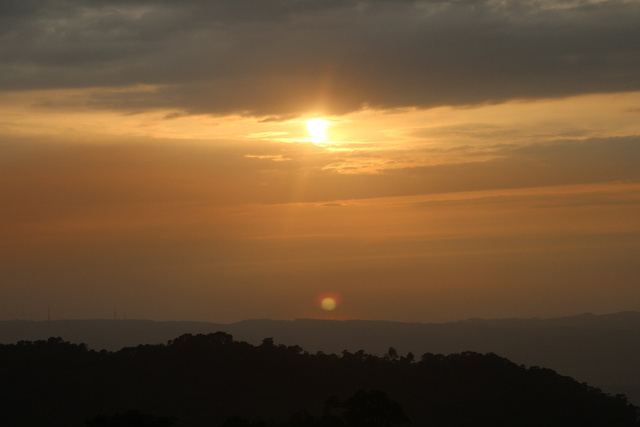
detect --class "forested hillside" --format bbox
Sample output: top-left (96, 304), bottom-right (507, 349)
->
top-left (4, 313), bottom-right (640, 406)
top-left (1, 333), bottom-right (638, 426)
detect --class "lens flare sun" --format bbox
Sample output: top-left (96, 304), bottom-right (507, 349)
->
top-left (306, 119), bottom-right (330, 143)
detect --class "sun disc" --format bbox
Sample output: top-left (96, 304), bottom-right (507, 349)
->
top-left (306, 119), bottom-right (330, 143)
top-left (320, 297), bottom-right (337, 311)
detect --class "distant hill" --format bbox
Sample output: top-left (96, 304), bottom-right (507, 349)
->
top-left (2, 312), bottom-right (640, 405)
top-left (1, 333), bottom-right (638, 426)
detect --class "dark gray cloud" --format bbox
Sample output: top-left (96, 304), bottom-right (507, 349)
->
top-left (1, 0), bottom-right (639, 117)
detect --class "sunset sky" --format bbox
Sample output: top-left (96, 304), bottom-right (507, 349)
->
top-left (1, 0), bottom-right (639, 323)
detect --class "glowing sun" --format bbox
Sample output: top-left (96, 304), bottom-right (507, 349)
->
top-left (320, 297), bottom-right (337, 311)
top-left (306, 119), bottom-right (330, 143)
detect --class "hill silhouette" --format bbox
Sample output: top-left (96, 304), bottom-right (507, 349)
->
top-left (0, 333), bottom-right (638, 426)
top-left (2, 312), bottom-right (640, 404)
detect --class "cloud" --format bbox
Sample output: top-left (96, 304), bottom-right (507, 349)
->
top-left (376, 136), bottom-right (640, 194)
top-left (1, 0), bottom-right (639, 117)
top-left (2, 135), bottom-right (639, 232)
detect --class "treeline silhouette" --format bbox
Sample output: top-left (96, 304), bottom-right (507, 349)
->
top-left (1, 333), bottom-right (638, 426)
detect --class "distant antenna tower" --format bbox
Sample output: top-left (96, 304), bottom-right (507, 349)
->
top-left (47, 306), bottom-right (51, 322)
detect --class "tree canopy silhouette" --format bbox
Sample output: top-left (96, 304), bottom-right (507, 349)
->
top-left (0, 333), bottom-right (638, 426)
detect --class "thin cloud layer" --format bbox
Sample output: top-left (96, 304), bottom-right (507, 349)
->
top-left (1, 0), bottom-right (639, 117)
top-left (2, 135), bottom-right (639, 230)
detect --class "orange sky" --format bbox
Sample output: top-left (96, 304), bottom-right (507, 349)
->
top-left (1, 1), bottom-right (639, 322)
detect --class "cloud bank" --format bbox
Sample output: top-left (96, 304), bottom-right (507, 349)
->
top-left (2, 0), bottom-right (639, 117)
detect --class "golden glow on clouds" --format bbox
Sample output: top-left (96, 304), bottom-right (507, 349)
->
top-left (1, 0), bottom-right (640, 324)
top-left (1, 90), bottom-right (639, 150)
top-left (2, 88), bottom-right (640, 322)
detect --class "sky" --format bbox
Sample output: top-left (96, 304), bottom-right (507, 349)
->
top-left (1, 0), bottom-right (639, 323)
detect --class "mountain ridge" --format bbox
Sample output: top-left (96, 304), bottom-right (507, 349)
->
top-left (2, 311), bottom-right (639, 405)
top-left (4, 332), bottom-right (638, 426)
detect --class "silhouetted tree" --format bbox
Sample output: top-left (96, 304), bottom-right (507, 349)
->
top-left (384, 347), bottom-right (399, 362)
top-left (400, 352), bottom-right (414, 364)
top-left (221, 416), bottom-right (268, 427)
top-left (342, 390), bottom-right (409, 427)
top-left (85, 410), bottom-right (175, 427)
top-left (261, 337), bottom-right (275, 348)
top-left (320, 395), bottom-right (345, 427)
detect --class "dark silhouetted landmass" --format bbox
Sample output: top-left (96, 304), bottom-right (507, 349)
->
top-left (2, 312), bottom-right (640, 404)
top-left (0, 333), bottom-right (638, 426)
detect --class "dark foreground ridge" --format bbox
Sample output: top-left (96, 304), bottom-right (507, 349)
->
top-left (4, 312), bottom-right (640, 404)
top-left (1, 333), bottom-right (639, 426)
